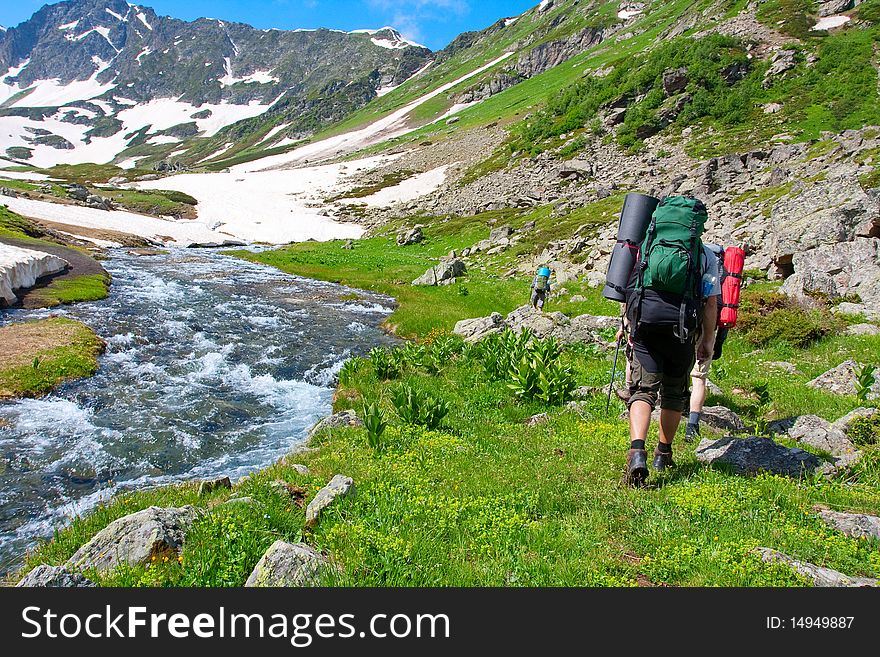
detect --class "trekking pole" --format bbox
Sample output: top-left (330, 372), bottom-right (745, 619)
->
top-left (605, 321), bottom-right (623, 415)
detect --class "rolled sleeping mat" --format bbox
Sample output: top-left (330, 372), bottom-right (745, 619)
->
top-left (538, 266), bottom-right (551, 277)
top-left (602, 192), bottom-right (660, 301)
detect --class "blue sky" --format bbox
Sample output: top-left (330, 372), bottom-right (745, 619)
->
top-left (0, 0), bottom-right (541, 50)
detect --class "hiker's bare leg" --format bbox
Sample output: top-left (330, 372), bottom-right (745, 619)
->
top-left (690, 376), bottom-right (707, 414)
top-left (628, 400), bottom-right (652, 441)
top-left (658, 408), bottom-right (682, 446)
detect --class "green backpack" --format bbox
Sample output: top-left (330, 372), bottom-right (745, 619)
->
top-left (641, 196), bottom-right (707, 296)
top-left (627, 196), bottom-right (708, 341)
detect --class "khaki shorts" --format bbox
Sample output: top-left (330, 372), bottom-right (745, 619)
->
top-left (691, 355), bottom-right (711, 380)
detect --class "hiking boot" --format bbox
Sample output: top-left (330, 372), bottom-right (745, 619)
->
top-left (652, 447), bottom-right (675, 472)
top-left (625, 449), bottom-right (648, 487)
top-left (684, 423), bottom-right (700, 443)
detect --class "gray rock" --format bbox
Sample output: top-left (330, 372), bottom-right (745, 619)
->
top-left (66, 184), bottom-right (89, 201)
top-left (845, 323), bottom-right (880, 336)
top-left (816, 0), bottom-right (855, 18)
top-left (754, 548), bottom-right (877, 587)
top-left (308, 409), bottom-right (363, 437)
top-left (489, 225), bottom-right (513, 243)
top-left (766, 361), bottom-right (798, 374)
top-left (412, 259), bottom-right (466, 286)
top-left (662, 67), bottom-right (688, 95)
top-left (244, 540), bottom-right (331, 587)
top-left (763, 49), bottom-right (797, 88)
top-left (396, 227), bottom-right (423, 246)
top-left (453, 312), bottom-right (504, 343)
top-left (808, 359), bottom-right (879, 399)
top-left (699, 406), bottom-right (747, 433)
top-left (695, 436), bottom-right (824, 477)
top-left (815, 507), bottom-right (880, 540)
top-left (0, 187), bottom-right (18, 198)
top-left (198, 476), bottom-right (231, 496)
top-left (66, 506), bottom-right (199, 573)
top-left (787, 414), bottom-right (858, 457)
top-left (305, 475), bottom-right (355, 528)
top-left (341, 239), bottom-right (354, 250)
top-left (16, 565), bottom-right (96, 588)
top-left (525, 413), bottom-right (549, 427)
top-left (289, 463), bottom-right (310, 476)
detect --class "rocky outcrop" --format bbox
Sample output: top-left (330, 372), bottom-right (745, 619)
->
top-left (453, 304), bottom-right (616, 345)
top-left (396, 227), bottom-right (423, 246)
top-left (16, 564), bottom-right (96, 587)
top-left (833, 407), bottom-right (879, 437)
top-left (695, 436), bottom-right (824, 477)
top-left (808, 360), bottom-right (880, 399)
top-left (308, 409), bottom-right (364, 437)
top-left (245, 540), bottom-right (331, 587)
top-left (815, 507), bottom-right (880, 540)
top-left (784, 415), bottom-right (860, 459)
top-left (305, 475), bottom-right (355, 528)
top-left (754, 548), bottom-right (877, 587)
top-left (66, 506), bottom-right (200, 573)
top-left (0, 243), bottom-right (69, 306)
top-left (412, 258), bottom-right (466, 286)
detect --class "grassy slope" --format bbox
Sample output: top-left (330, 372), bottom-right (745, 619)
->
top-left (0, 317), bottom-right (104, 399)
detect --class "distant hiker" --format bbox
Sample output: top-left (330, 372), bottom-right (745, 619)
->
top-left (619, 196), bottom-right (719, 487)
top-left (530, 266), bottom-right (552, 311)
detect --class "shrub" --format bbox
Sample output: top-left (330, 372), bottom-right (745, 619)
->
top-left (854, 364), bottom-right (877, 404)
top-left (362, 402), bottom-right (389, 453)
top-left (737, 291), bottom-right (840, 348)
top-left (391, 384), bottom-right (449, 430)
top-left (847, 414), bottom-right (880, 446)
top-left (338, 357), bottom-right (365, 386)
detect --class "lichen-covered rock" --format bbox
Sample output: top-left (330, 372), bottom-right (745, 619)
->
top-left (66, 506), bottom-right (199, 573)
top-left (16, 565), bottom-right (96, 588)
top-left (808, 360), bottom-right (880, 399)
top-left (815, 507), bottom-right (880, 540)
top-left (244, 540), bottom-right (330, 587)
top-left (787, 415), bottom-right (858, 457)
top-left (453, 311), bottom-right (504, 343)
top-left (308, 409), bottom-right (364, 437)
top-left (695, 436), bottom-right (824, 477)
top-left (305, 475), bottom-right (355, 528)
top-left (845, 323), bottom-right (880, 336)
top-left (754, 548), bottom-right (877, 587)
top-left (412, 259), bottom-right (466, 286)
top-left (396, 227), bottom-right (423, 246)
top-left (699, 406), bottom-right (747, 433)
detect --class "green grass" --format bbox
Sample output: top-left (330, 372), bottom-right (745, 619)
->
top-left (28, 273), bottom-right (112, 307)
top-left (0, 318), bottom-right (104, 399)
top-left (38, 163), bottom-right (154, 185)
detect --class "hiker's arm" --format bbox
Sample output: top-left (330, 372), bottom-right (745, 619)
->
top-left (698, 296), bottom-right (718, 360)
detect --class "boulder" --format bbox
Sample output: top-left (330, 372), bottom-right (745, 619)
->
top-left (66, 184), bottom-right (89, 201)
top-left (816, 0), bottom-right (855, 18)
top-left (699, 406), bottom-right (747, 433)
top-left (198, 476), bottom-right (231, 496)
top-left (808, 360), bottom-right (880, 399)
top-left (453, 312), bottom-right (504, 343)
top-left (815, 507), bottom-right (880, 540)
top-left (412, 259), bottom-right (466, 286)
top-left (489, 225), bottom-right (513, 243)
top-left (341, 239), bottom-right (354, 250)
top-left (525, 413), bottom-right (549, 427)
top-left (305, 475), bottom-right (355, 528)
top-left (786, 414), bottom-right (858, 457)
top-left (16, 565), bottom-right (96, 587)
top-left (662, 67), bottom-right (688, 95)
top-left (308, 409), bottom-right (364, 437)
top-left (762, 49), bottom-right (797, 88)
top-left (695, 436), bottom-right (824, 477)
top-left (66, 506), bottom-right (199, 573)
top-left (244, 540), bottom-right (331, 587)
top-left (289, 463), bottom-right (311, 476)
top-left (845, 323), bottom-right (880, 336)
top-left (396, 227), bottom-right (423, 246)
top-left (754, 548), bottom-right (877, 587)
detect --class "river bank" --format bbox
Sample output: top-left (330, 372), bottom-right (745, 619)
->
top-left (0, 246), bottom-right (397, 574)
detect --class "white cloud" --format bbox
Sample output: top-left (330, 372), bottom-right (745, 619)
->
top-left (367, 0), bottom-right (469, 46)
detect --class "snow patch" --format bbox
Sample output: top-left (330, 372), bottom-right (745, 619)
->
top-left (0, 243), bottom-right (69, 305)
top-left (504, 17), bottom-right (518, 26)
top-left (219, 67), bottom-right (279, 87)
top-left (58, 20), bottom-right (79, 30)
top-left (813, 15), bottom-right (850, 30)
top-left (135, 47), bottom-right (152, 63)
top-left (146, 134), bottom-right (180, 145)
top-left (105, 8), bottom-right (125, 21)
top-left (339, 165), bottom-right (449, 207)
top-left (137, 12), bottom-right (153, 30)
top-left (618, 9), bottom-right (644, 19)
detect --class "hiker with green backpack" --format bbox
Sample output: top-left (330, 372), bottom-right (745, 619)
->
top-left (615, 196), bottom-right (720, 487)
top-left (530, 266), bottom-right (552, 311)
